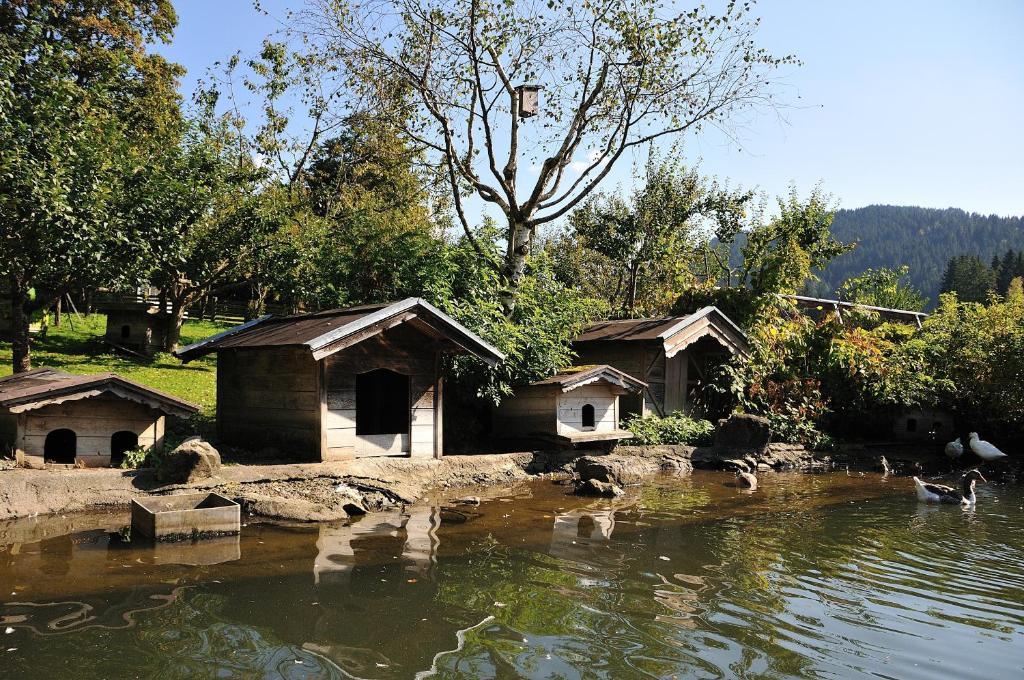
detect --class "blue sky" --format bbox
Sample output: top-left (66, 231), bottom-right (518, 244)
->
top-left (157, 0), bottom-right (1024, 218)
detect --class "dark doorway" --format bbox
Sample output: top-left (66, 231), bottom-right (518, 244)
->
top-left (44, 429), bottom-right (77, 465)
top-left (110, 431), bottom-right (139, 467)
top-left (356, 369), bottom-right (410, 435)
top-left (120, 324), bottom-right (131, 339)
top-left (581, 404), bottom-right (596, 429)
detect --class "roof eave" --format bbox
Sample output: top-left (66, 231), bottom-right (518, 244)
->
top-left (174, 314), bottom-right (274, 362)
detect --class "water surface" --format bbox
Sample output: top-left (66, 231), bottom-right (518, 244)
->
top-left (1, 471), bottom-right (1022, 679)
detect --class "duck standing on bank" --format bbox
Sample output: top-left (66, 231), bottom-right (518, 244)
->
top-left (968, 432), bottom-right (1008, 462)
top-left (944, 437), bottom-right (964, 460)
top-left (913, 470), bottom-right (986, 505)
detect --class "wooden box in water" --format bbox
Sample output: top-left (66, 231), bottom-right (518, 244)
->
top-left (131, 493), bottom-right (240, 542)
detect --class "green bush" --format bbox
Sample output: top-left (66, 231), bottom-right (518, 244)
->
top-left (623, 413), bottom-right (716, 446)
top-left (119, 446), bottom-right (160, 470)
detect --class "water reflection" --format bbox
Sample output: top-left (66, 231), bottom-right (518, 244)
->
top-left (0, 473), bottom-right (1022, 680)
top-left (314, 506), bottom-right (439, 585)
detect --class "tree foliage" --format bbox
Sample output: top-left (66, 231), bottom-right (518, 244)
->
top-left (298, 0), bottom-right (796, 309)
top-left (560, 152), bottom-right (749, 316)
top-left (837, 265), bottom-right (926, 312)
top-left (0, 0), bottom-right (183, 370)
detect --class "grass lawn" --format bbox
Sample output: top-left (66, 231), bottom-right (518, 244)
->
top-left (0, 314), bottom-right (232, 423)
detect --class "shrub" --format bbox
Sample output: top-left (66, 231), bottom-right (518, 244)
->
top-left (119, 446), bottom-right (160, 470)
top-left (623, 413), bottom-right (716, 446)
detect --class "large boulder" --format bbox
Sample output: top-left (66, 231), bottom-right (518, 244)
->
top-left (574, 478), bottom-right (624, 498)
top-left (575, 455), bottom-right (662, 486)
top-left (714, 414), bottom-right (772, 455)
top-left (158, 437), bottom-right (222, 485)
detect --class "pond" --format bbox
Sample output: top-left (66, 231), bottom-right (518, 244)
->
top-left (1, 471), bottom-right (1022, 679)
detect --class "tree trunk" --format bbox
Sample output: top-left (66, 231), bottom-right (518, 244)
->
top-left (625, 264), bottom-right (640, 315)
top-left (9, 275), bottom-right (31, 373)
top-left (162, 297), bottom-right (188, 352)
top-left (53, 296), bottom-right (62, 327)
top-left (160, 296), bottom-right (189, 352)
top-left (246, 284), bottom-right (268, 321)
top-left (502, 219), bottom-right (533, 313)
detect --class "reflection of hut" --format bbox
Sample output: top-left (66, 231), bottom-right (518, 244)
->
top-left (493, 365), bottom-right (645, 446)
top-left (549, 507), bottom-right (617, 561)
top-left (176, 298), bottom-right (504, 460)
top-left (0, 368), bottom-right (198, 469)
top-left (572, 307), bottom-right (750, 418)
top-left (95, 300), bottom-right (168, 356)
top-left (313, 506), bottom-right (438, 586)
top-left (893, 407), bottom-right (954, 441)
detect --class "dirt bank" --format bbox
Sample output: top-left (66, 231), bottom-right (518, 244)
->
top-left (0, 442), bottom-right (840, 522)
top-left (0, 451), bottom-right (583, 522)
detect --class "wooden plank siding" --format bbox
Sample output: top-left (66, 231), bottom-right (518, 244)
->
top-left (492, 388), bottom-right (558, 439)
top-left (556, 384), bottom-right (619, 435)
top-left (15, 395), bottom-right (163, 468)
top-left (574, 342), bottom-right (667, 416)
top-left (216, 347), bottom-right (321, 460)
top-left (322, 324), bottom-right (442, 460)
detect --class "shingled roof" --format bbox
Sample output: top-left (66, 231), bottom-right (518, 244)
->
top-left (530, 365), bottom-right (647, 393)
top-left (175, 298), bottom-right (505, 365)
top-left (0, 368), bottom-right (199, 416)
top-left (574, 306), bottom-right (750, 358)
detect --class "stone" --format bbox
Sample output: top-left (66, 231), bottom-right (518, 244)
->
top-left (157, 438), bottom-right (222, 485)
top-left (575, 455), bottom-right (662, 486)
top-left (333, 483), bottom-right (367, 515)
top-left (714, 414), bottom-right (772, 454)
top-left (574, 478), bottom-right (624, 498)
top-left (454, 496), bottom-right (481, 506)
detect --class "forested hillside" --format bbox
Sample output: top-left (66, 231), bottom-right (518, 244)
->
top-left (810, 206), bottom-right (1024, 304)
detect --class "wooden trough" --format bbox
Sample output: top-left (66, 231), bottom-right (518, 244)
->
top-left (131, 493), bottom-right (240, 542)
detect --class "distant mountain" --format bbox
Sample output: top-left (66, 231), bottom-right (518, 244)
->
top-left (812, 206), bottom-right (1023, 305)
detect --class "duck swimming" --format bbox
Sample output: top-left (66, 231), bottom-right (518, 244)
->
top-left (736, 469), bottom-right (758, 490)
top-left (913, 470), bottom-right (986, 505)
top-left (968, 432), bottom-right (1008, 461)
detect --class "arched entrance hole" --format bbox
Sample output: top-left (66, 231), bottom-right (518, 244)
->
top-left (44, 429), bottom-right (77, 465)
top-left (110, 431), bottom-right (139, 467)
top-left (581, 404), bottom-right (596, 430)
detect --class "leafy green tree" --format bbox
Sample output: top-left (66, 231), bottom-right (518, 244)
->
top-left (129, 112), bottom-right (285, 351)
top-left (300, 0), bottom-right (796, 311)
top-left (837, 265), bottom-right (926, 311)
top-left (294, 115), bottom-right (450, 309)
top-left (675, 186), bottom-right (851, 326)
top-left (564, 153), bottom-right (749, 316)
top-left (0, 0), bottom-right (182, 371)
top-left (436, 220), bottom-right (604, 404)
top-left (940, 254), bottom-right (995, 303)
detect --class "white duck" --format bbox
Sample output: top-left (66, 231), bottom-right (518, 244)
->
top-left (968, 432), bottom-right (1008, 462)
top-left (944, 437), bottom-right (964, 459)
top-left (913, 470), bottom-right (986, 505)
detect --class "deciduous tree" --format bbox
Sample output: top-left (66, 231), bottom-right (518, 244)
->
top-left (298, 0), bottom-right (796, 310)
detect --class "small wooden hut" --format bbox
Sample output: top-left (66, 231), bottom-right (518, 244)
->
top-left (493, 365), bottom-right (645, 446)
top-left (0, 368), bottom-right (198, 469)
top-left (572, 307), bottom-right (750, 418)
top-left (95, 300), bottom-right (168, 356)
top-left (175, 298), bottom-right (504, 461)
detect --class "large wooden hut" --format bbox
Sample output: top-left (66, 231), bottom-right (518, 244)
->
top-left (572, 306), bottom-right (750, 418)
top-left (493, 365), bottom-right (646, 447)
top-left (175, 298), bottom-right (504, 461)
top-left (0, 368), bottom-right (198, 469)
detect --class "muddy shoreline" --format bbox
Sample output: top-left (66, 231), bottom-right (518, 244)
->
top-left (0, 440), bottom-right (1014, 523)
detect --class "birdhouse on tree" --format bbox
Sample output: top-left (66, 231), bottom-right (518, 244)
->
top-left (516, 85), bottom-right (540, 118)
